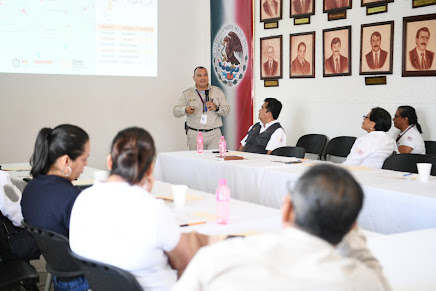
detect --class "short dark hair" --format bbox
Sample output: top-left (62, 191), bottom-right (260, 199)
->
top-left (264, 98), bottom-right (282, 120)
top-left (110, 127), bottom-right (156, 185)
top-left (371, 31), bottom-right (381, 41)
top-left (370, 107), bottom-right (392, 132)
top-left (416, 27), bottom-right (430, 39)
top-left (291, 164), bottom-right (364, 245)
top-left (398, 105), bottom-right (423, 133)
top-left (30, 124), bottom-right (89, 178)
top-left (297, 42), bottom-right (306, 50)
top-left (331, 37), bottom-right (341, 49)
top-left (193, 66), bottom-right (206, 76)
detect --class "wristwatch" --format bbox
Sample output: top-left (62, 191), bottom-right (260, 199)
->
top-left (215, 106), bottom-right (220, 112)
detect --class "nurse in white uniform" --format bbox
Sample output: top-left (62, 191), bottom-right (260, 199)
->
top-left (343, 107), bottom-right (398, 169)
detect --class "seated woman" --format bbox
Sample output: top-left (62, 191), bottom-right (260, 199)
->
top-left (343, 107), bottom-right (397, 169)
top-left (393, 105), bottom-right (426, 154)
top-left (21, 124), bottom-right (90, 290)
top-left (69, 127), bottom-right (194, 291)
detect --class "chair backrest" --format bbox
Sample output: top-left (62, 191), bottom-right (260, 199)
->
top-left (382, 153), bottom-right (436, 176)
top-left (68, 249), bottom-right (143, 291)
top-left (0, 260), bottom-right (40, 290)
top-left (270, 146), bottom-right (306, 158)
top-left (322, 136), bottom-right (357, 160)
top-left (425, 141), bottom-right (436, 157)
top-left (22, 220), bottom-right (83, 278)
top-left (296, 134), bottom-right (328, 159)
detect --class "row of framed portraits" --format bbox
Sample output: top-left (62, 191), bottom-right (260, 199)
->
top-left (261, 0), bottom-right (431, 22)
top-left (260, 13), bottom-right (436, 79)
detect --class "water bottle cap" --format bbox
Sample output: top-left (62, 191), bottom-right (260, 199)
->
top-left (198, 132), bottom-right (202, 136)
top-left (219, 179), bottom-right (227, 185)
top-left (221, 136), bottom-right (224, 138)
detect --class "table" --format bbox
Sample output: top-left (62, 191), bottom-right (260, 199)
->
top-left (1, 163), bottom-right (101, 192)
top-left (154, 150), bottom-right (436, 234)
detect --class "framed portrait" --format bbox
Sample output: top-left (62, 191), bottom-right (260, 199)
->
top-left (290, 32), bottom-right (315, 78)
top-left (260, 0), bottom-right (283, 22)
top-left (261, 35), bottom-right (283, 79)
top-left (290, 0), bottom-right (315, 18)
top-left (360, 21), bottom-right (394, 75)
top-left (323, 0), bottom-right (352, 13)
top-left (361, 0), bottom-right (394, 7)
top-left (403, 13), bottom-right (436, 77)
top-left (323, 26), bottom-right (351, 77)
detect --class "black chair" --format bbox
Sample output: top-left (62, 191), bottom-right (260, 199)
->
top-left (322, 136), bottom-right (357, 161)
top-left (0, 260), bottom-right (40, 291)
top-left (68, 249), bottom-right (142, 291)
top-left (382, 153), bottom-right (436, 176)
top-left (425, 141), bottom-right (436, 157)
top-left (270, 146), bottom-right (305, 158)
top-left (296, 134), bottom-right (328, 160)
top-left (22, 220), bottom-right (84, 290)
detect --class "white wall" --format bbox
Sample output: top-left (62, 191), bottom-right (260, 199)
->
top-left (254, 0), bottom-right (436, 147)
top-left (0, 0), bottom-right (210, 169)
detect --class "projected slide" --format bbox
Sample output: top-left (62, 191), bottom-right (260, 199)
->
top-left (0, 0), bottom-right (157, 77)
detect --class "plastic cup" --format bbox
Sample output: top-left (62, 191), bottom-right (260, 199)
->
top-left (417, 163), bottom-right (432, 182)
top-left (172, 185), bottom-right (188, 209)
top-left (93, 170), bottom-right (109, 183)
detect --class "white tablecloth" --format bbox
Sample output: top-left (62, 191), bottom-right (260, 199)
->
top-left (154, 150), bottom-right (436, 234)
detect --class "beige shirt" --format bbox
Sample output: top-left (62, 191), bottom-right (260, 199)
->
top-left (173, 85), bottom-right (230, 130)
top-left (172, 228), bottom-right (391, 291)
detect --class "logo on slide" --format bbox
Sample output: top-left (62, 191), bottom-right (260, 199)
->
top-left (213, 24), bottom-right (248, 87)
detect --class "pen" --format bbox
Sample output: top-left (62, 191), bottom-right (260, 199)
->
top-left (180, 221), bottom-right (206, 227)
top-left (403, 173), bottom-right (413, 177)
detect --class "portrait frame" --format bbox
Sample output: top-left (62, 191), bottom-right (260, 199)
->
top-left (290, 0), bottom-right (315, 18)
top-left (323, 26), bottom-right (352, 77)
top-left (403, 13), bottom-right (436, 77)
top-left (260, 0), bottom-right (283, 23)
top-left (290, 31), bottom-right (315, 78)
top-left (361, 0), bottom-right (394, 7)
top-left (260, 35), bottom-right (283, 80)
top-left (323, 0), bottom-right (352, 13)
top-left (360, 21), bottom-right (394, 75)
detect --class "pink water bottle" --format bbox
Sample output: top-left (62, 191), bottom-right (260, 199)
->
top-left (219, 136), bottom-right (227, 158)
top-left (197, 132), bottom-right (203, 153)
top-left (216, 179), bottom-right (230, 224)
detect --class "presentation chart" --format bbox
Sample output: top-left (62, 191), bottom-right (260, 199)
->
top-left (0, 0), bottom-right (157, 76)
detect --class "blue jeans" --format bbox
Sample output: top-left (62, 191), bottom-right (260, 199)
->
top-left (53, 275), bottom-right (89, 291)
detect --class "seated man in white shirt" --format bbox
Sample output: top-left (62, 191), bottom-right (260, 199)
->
top-left (172, 164), bottom-right (391, 291)
top-left (238, 98), bottom-right (286, 154)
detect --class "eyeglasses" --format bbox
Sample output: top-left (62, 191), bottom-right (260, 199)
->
top-left (394, 115), bottom-right (402, 118)
top-left (363, 115), bottom-right (370, 120)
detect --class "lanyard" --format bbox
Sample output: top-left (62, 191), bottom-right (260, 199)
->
top-left (196, 90), bottom-right (208, 112)
top-left (396, 124), bottom-right (415, 142)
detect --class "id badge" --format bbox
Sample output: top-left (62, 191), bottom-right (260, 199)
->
top-left (200, 114), bottom-right (208, 125)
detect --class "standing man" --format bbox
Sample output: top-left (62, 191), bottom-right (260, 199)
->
top-left (263, 46), bottom-right (279, 76)
top-left (366, 31), bottom-right (388, 70)
top-left (409, 27), bottom-right (434, 70)
top-left (291, 42), bottom-right (311, 75)
top-left (173, 66), bottom-right (230, 150)
top-left (238, 98), bottom-right (286, 154)
top-left (325, 37), bottom-right (349, 74)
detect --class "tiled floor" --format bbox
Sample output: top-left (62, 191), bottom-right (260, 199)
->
top-left (30, 257), bottom-right (53, 291)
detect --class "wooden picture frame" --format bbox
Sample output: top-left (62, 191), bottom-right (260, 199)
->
top-left (361, 0), bottom-right (394, 7)
top-left (290, 0), bottom-right (315, 18)
top-left (260, 0), bottom-right (283, 22)
top-left (290, 31), bottom-right (315, 78)
top-left (323, 26), bottom-right (351, 77)
top-left (360, 21), bottom-right (394, 75)
top-left (261, 35), bottom-right (283, 80)
top-left (403, 13), bottom-right (436, 77)
top-left (323, 0), bottom-right (352, 13)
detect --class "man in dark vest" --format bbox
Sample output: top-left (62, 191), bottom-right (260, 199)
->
top-left (238, 98), bottom-right (286, 154)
